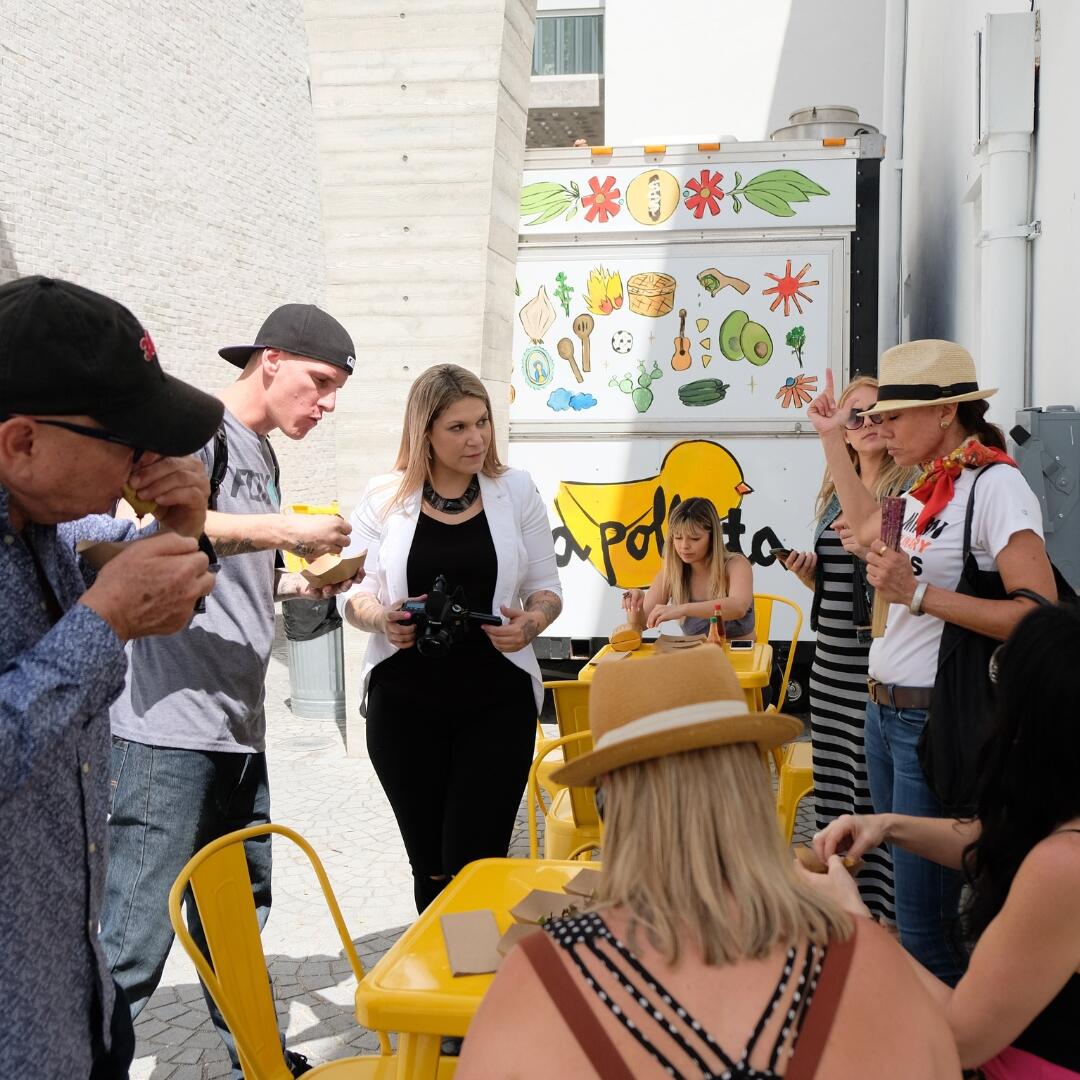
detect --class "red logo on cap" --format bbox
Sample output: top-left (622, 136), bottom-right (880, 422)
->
top-left (139, 330), bottom-right (157, 363)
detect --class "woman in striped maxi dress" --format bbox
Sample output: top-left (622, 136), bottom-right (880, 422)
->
top-left (783, 377), bottom-right (914, 921)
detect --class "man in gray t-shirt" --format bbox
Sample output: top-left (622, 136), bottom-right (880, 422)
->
top-left (102, 304), bottom-right (360, 1078)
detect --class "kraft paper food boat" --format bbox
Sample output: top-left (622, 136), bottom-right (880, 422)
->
top-left (299, 551), bottom-right (366, 587)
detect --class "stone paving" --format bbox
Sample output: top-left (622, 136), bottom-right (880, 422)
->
top-left (129, 624), bottom-right (817, 1078)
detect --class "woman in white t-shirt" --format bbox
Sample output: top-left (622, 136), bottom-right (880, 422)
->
top-left (807, 340), bottom-right (1056, 986)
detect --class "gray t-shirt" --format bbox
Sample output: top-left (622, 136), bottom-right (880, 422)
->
top-left (110, 409), bottom-right (280, 753)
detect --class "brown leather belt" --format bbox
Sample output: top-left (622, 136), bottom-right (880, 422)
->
top-left (866, 679), bottom-right (933, 710)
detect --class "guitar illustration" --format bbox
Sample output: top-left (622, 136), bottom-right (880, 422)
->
top-left (671, 308), bottom-right (692, 371)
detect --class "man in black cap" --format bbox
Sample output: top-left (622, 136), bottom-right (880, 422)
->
top-left (102, 303), bottom-right (359, 1076)
top-left (0, 275), bottom-right (223, 1078)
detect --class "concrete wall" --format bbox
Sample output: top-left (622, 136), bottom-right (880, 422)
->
top-left (602, 0), bottom-right (885, 144)
top-left (304, 0), bottom-right (537, 517)
top-left (0, 0), bottom-right (335, 501)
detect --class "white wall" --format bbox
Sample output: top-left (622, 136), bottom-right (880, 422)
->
top-left (603, 0), bottom-right (885, 145)
top-left (1030, 0), bottom-right (1080, 407)
top-left (0, 1), bottom-right (335, 501)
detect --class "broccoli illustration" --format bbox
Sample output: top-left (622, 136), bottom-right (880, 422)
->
top-left (785, 325), bottom-right (806, 368)
top-left (610, 359), bottom-right (663, 413)
top-left (554, 271), bottom-right (574, 316)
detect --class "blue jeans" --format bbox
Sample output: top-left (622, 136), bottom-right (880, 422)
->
top-left (864, 700), bottom-right (965, 985)
top-left (101, 739), bottom-right (276, 1077)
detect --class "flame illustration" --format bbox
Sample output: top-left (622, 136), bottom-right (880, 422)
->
top-left (584, 267), bottom-right (624, 316)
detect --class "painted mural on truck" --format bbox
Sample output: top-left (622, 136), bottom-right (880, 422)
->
top-left (550, 440), bottom-right (784, 589)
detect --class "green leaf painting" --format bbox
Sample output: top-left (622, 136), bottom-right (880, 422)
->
top-left (726, 169), bottom-right (830, 217)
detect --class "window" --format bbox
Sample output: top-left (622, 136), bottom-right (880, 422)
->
top-left (532, 15), bottom-right (603, 77)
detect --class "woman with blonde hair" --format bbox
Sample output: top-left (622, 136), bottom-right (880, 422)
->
top-left (622, 495), bottom-right (755, 638)
top-left (782, 376), bottom-right (915, 923)
top-left (458, 648), bottom-right (960, 1079)
top-left (340, 364), bottom-right (562, 912)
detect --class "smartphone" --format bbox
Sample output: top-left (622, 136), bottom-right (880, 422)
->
top-left (770, 546), bottom-right (793, 563)
top-left (729, 639), bottom-right (754, 651)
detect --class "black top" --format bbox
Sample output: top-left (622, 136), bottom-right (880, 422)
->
top-left (545, 911), bottom-right (827, 1078)
top-left (374, 510), bottom-right (527, 700)
top-left (1012, 828), bottom-right (1080, 1069)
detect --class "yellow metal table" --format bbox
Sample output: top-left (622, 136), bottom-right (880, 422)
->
top-left (580, 640), bottom-right (773, 712)
top-left (355, 858), bottom-right (588, 1080)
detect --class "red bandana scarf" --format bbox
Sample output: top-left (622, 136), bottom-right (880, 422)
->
top-left (908, 437), bottom-right (1016, 536)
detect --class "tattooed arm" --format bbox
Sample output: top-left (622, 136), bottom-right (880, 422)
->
top-left (482, 589), bottom-right (562, 653)
top-left (205, 510), bottom-right (351, 559)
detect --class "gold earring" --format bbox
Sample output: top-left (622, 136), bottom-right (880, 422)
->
top-left (940, 420), bottom-right (950, 429)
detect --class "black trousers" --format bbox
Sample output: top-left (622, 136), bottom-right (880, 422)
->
top-left (367, 662), bottom-right (537, 912)
top-left (89, 980), bottom-right (135, 1080)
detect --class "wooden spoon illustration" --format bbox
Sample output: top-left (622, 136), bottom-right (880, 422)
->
top-left (572, 313), bottom-right (594, 373)
top-left (557, 337), bottom-right (584, 383)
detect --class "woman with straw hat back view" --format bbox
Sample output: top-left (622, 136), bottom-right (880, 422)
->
top-left (806, 340), bottom-right (1058, 986)
top-left (457, 648), bottom-right (960, 1079)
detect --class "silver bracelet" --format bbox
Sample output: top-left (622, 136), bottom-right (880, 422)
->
top-left (908, 581), bottom-right (929, 616)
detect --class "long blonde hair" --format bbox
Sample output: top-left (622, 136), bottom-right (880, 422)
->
top-left (663, 497), bottom-right (730, 606)
top-left (814, 376), bottom-right (915, 519)
top-left (389, 364), bottom-right (505, 512)
top-left (594, 744), bottom-right (851, 965)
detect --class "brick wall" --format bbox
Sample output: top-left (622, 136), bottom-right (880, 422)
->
top-left (0, 0), bottom-right (336, 502)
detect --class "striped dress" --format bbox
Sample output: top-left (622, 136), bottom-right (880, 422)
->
top-left (809, 524), bottom-right (896, 922)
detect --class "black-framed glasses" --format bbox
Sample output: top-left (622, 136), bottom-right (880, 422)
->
top-left (844, 408), bottom-right (884, 431)
top-left (0, 415), bottom-right (144, 463)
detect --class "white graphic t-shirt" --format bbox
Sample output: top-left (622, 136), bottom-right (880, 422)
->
top-left (868, 464), bottom-right (1043, 687)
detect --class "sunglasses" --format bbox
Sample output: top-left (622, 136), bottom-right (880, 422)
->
top-left (1, 415), bottom-right (144, 463)
top-left (844, 408), bottom-right (884, 431)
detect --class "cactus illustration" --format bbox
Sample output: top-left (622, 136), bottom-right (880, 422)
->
top-left (610, 359), bottom-right (663, 413)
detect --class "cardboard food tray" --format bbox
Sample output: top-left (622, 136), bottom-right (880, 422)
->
top-left (440, 909), bottom-right (502, 976)
top-left (299, 551), bottom-right (366, 586)
top-left (563, 866), bottom-right (603, 898)
top-left (509, 888), bottom-right (579, 925)
top-left (655, 633), bottom-right (706, 652)
top-left (75, 540), bottom-right (131, 570)
top-left (588, 648), bottom-right (630, 666)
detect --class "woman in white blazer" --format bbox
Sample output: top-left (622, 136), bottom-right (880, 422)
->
top-left (341, 364), bottom-right (562, 912)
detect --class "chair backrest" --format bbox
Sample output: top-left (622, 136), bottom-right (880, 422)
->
top-left (753, 594), bottom-right (804, 710)
top-left (168, 823), bottom-right (372, 1079)
top-left (544, 679), bottom-right (594, 823)
top-left (528, 731), bottom-right (599, 858)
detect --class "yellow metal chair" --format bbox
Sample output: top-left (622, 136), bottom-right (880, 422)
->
top-left (753, 594), bottom-right (813, 842)
top-left (534, 679), bottom-right (590, 801)
top-left (168, 823), bottom-right (457, 1080)
top-left (527, 731), bottom-right (601, 861)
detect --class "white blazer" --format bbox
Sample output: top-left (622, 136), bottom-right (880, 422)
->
top-left (339, 468), bottom-right (562, 713)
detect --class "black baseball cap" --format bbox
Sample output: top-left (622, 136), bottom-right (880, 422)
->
top-left (0, 276), bottom-right (224, 456)
top-left (218, 303), bottom-right (355, 374)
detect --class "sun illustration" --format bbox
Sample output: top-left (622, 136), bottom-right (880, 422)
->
top-left (776, 373), bottom-right (818, 409)
top-left (763, 260), bottom-right (819, 317)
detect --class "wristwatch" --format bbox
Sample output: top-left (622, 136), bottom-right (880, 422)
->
top-left (909, 582), bottom-right (929, 616)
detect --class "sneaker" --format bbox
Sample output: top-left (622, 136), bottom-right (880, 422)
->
top-left (285, 1050), bottom-right (313, 1076)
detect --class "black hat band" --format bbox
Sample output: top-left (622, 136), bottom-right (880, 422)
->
top-left (876, 381), bottom-right (980, 401)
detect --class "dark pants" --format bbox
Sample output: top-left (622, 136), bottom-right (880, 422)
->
top-left (89, 981), bottom-right (136, 1080)
top-left (367, 666), bottom-right (537, 912)
top-left (101, 739), bottom-right (275, 1077)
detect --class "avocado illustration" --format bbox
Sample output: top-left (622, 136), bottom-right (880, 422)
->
top-left (719, 310), bottom-right (749, 361)
top-left (740, 320), bottom-right (773, 366)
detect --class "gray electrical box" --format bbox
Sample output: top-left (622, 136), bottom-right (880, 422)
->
top-left (1011, 406), bottom-right (1080, 590)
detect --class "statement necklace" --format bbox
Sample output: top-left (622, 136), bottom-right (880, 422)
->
top-left (423, 475), bottom-right (480, 514)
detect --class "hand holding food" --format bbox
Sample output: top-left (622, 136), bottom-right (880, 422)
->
top-left (645, 602), bottom-right (683, 630)
top-left (812, 813), bottom-right (890, 863)
top-left (283, 513), bottom-right (352, 559)
top-left (125, 455), bottom-right (210, 538)
top-left (621, 588), bottom-right (645, 614)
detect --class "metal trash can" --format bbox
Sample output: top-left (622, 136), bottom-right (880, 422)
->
top-left (282, 598), bottom-right (346, 720)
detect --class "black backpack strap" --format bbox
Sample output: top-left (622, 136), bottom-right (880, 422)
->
top-left (962, 461), bottom-right (1005, 561)
top-left (208, 424), bottom-right (229, 511)
top-left (263, 436), bottom-right (285, 570)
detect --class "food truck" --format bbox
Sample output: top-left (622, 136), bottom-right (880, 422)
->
top-left (507, 135), bottom-right (886, 710)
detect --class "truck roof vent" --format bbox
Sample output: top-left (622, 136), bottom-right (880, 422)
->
top-left (771, 105), bottom-right (879, 141)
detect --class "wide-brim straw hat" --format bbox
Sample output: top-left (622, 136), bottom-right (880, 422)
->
top-left (552, 646), bottom-right (803, 788)
top-left (860, 339), bottom-right (997, 416)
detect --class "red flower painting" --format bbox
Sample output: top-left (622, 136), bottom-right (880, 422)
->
top-left (683, 169), bottom-right (725, 218)
top-left (581, 176), bottom-right (622, 224)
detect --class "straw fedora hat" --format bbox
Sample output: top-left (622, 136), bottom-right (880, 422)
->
top-left (552, 646), bottom-right (802, 788)
top-left (860, 339), bottom-right (997, 416)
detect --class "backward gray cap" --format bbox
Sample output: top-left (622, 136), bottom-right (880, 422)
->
top-left (218, 303), bottom-right (355, 374)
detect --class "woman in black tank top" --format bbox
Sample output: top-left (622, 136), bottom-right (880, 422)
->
top-left (814, 603), bottom-right (1080, 1076)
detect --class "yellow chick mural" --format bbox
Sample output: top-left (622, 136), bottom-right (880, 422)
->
top-left (583, 266), bottom-right (624, 316)
top-left (554, 440), bottom-right (753, 588)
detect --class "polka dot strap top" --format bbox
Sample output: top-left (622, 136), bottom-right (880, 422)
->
top-left (534, 911), bottom-right (847, 1080)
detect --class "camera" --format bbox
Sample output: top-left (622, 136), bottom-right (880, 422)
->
top-left (401, 576), bottom-right (502, 657)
